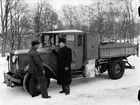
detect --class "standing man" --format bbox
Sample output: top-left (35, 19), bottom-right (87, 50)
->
top-left (28, 41), bottom-right (51, 99)
top-left (52, 38), bottom-right (72, 95)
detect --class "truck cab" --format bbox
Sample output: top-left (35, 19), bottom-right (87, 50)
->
top-left (4, 30), bottom-right (90, 93)
top-left (40, 30), bottom-right (84, 70)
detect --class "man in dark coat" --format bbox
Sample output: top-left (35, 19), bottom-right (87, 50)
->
top-left (28, 41), bottom-right (51, 99)
top-left (52, 38), bottom-right (72, 95)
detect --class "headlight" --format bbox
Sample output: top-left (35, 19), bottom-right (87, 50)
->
top-left (12, 55), bottom-right (18, 63)
top-left (11, 55), bottom-right (19, 70)
top-left (16, 59), bottom-right (19, 69)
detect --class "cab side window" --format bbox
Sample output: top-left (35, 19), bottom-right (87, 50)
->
top-left (77, 35), bottom-right (82, 46)
top-left (66, 35), bottom-right (75, 47)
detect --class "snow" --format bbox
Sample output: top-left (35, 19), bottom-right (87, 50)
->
top-left (0, 56), bottom-right (8, 65)
top-left (84, 59), bottom-right (96, 78)
top-left (0, 48), bottom-right (140, 105)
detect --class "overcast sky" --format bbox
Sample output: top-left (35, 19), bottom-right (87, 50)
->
top-left (25, 0), bottom-right (92, 10)
top-left (24, 0), bottom-right (140, 16)
top-left (25, 0), bottom-right (140, 7)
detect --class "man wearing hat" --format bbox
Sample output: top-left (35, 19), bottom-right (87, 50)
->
top-left (52, 38), bottom-right (72, 95)
top-left (28, 41), bottom-right (51, 99)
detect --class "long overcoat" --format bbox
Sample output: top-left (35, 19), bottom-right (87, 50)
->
top-left (52, 46), bottom-right (72, 85)
top-left (28, 47), bottom-right (44, 74)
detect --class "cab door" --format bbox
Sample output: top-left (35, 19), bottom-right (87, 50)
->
top-left (74, 34), bottom-right (83, 69)
top-left (65, 35), bottom-right (76, 69)
top-left (66, 34), bottom-right (83, 69)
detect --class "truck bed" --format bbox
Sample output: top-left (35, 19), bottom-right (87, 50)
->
top-left (99, 42), bottom-right (138, 58)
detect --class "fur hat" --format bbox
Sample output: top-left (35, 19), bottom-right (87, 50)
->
top-left (31, 41), bottom-right (40, 47)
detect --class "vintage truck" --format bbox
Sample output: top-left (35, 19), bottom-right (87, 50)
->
top-left (3, 30), bottom-right (139, 94)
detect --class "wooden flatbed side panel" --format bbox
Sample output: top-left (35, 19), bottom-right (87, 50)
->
top-left (100, 46), bottom-right (137, 58)
top-left (100, 48), bottom-right (124, 58)
top-left (125, 47), bottom-right (136, 55)
top-left (100, 49), bottom-right (109, 58)
top-left (110, 48), bottom-right (125, 57)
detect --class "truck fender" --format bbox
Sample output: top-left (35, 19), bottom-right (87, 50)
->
top-left (23, 64), bottom-right (57, 79)
top-left (42, 63), bottom-right (57, 79)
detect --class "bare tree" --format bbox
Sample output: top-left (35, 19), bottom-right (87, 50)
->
top-left (33, 1), bottom-right (45, 34)
top-left (0, 0), bottom-right (29, 55)
top-left (112, 0), bottom-right (138, 43)
top-left (32, 1), bottom-right (59, 36)
top-left (8, 0), bottom-right (28, 50)
top-left (62, 5), bottom-right (86, 30)
top-left (61, 5), bottom-right (75, 29)
top-left (0, 0), bottom-right (13, 56)
top-left (124, 0), bottom-right (136, 43)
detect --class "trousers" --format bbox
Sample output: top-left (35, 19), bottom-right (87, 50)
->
top-left (29, 71), bottom-right (48, 97)
top-left (62, 85), bottom-right (70, 93)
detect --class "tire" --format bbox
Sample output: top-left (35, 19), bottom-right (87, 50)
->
top-left (23, 73), bottom-right (50, 94)
top-left (108, 59), bottom-right (125, 79)
top-left (23, 73), bottom-right (32, 93)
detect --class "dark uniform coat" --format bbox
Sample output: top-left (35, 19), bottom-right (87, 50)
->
top-left (52, 46), bottom-right (72, 85)
top-left (28, 47), bottom-right (44, 74)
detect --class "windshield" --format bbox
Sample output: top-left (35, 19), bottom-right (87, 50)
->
top-left (44, 35), bottom-right (59, 47)
top-left (41, 34), bottom-right (75, 47)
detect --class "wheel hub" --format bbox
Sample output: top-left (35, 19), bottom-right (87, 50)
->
top-left (114, 64), bottom-right (121, 74)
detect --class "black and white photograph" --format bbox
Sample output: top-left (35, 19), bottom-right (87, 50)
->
top-left (0, 0), bottom-right (140, 104)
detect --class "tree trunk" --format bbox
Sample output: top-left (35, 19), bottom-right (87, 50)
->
top-left (1, 33), bottom-right (6, 57)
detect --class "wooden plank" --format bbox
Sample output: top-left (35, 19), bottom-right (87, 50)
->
top-left (100, 43), bottom-right (138, 58)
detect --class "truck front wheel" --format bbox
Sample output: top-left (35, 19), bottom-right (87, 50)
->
top-left (108, 59), bottom-right (125, 79)
top-left (23, 73), bottom-right (50, 94)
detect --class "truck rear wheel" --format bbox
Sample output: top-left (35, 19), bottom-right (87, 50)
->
top-left (108, 59), bottom-right (125, 79)
top-left (23, 73), bottom-right (50, 94)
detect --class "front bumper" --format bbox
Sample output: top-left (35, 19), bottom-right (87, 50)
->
top-left (3, 72), bottom-right (21, 87)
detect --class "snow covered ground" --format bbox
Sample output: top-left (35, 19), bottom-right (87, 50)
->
top-left (0, 54), bottom-right (140, 105)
